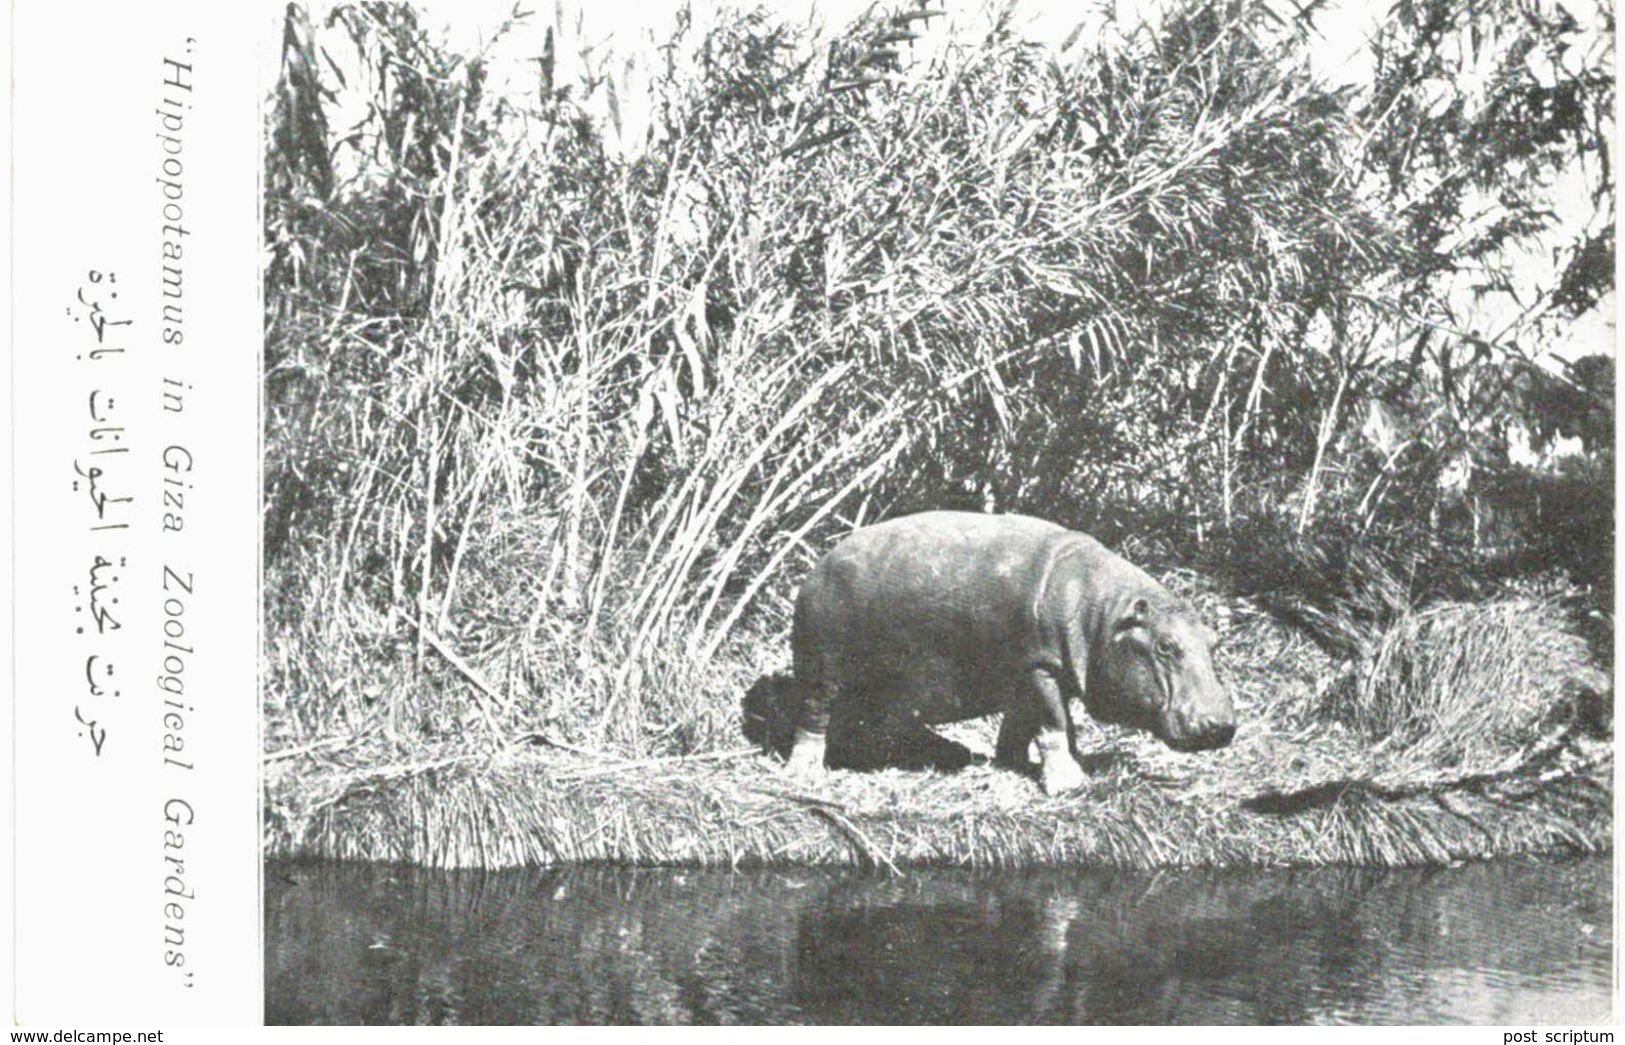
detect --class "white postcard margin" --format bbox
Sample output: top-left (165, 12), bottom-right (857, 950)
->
top-left (12, 1), bottom-right (262, 1025)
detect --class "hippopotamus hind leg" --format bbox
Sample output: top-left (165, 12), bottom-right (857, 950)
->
top-left (786, 646), bottom-right (843, 777)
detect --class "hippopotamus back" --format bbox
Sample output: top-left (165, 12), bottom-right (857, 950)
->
top-left (793, 512), bottom-right (1088, 723)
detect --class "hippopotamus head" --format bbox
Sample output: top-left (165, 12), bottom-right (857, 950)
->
top-left (1090, 594), bottom-right (1236, 752)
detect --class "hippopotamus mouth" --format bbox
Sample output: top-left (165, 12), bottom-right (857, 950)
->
top-left (1162, 722), bottom-right (1237, 753)
top-left (1100, 695), bottom-right (1236, 753)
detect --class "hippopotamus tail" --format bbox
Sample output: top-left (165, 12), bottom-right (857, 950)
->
top-left (742, 672), bottom-right (801, 758)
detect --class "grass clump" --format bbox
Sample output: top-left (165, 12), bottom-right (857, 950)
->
top-left (1325, 599), bottom-right (1603, 772)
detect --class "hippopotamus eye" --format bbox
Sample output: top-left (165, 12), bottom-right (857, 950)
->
top-left (1154, 639), bottom-right (1180, 661)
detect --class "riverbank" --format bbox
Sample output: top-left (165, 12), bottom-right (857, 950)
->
top-left (264, 729), bottom-right (1608, 871)
top-left (264, 596), bottom-right (1611, 870)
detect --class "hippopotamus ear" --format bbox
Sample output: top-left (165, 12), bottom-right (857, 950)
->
top-left (1114, 597), bottom-right (1153, 636)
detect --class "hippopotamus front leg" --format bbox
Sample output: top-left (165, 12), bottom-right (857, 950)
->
top-left (1029, 667), bottom-right (1085, 795)
top-left (995, 698), bottom-right (1038, 770)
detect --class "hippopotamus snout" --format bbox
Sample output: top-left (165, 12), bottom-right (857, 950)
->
top-left (1157, 670), bottom-right (1237, 752)
top-left (1166, 719), bottom-right (1236, 753)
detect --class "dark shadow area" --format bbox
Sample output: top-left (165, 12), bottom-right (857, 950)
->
top-left (741, 672), bottom-right (985, 772)
top-left (1242, 781), bottom-right (1359, 815)
top-left (825, 722), bottom-right (986, 773)
top-left (741, 673), bottom-right (800, 759)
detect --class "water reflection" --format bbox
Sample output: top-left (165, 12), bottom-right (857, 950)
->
top-left (266, 857), bottom-right (1612, 1025)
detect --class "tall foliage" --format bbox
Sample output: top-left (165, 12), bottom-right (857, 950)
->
top-left (1331, 0), bottom-right (1614, 537)
top-left (264, 0), bottom-right (1612, 752)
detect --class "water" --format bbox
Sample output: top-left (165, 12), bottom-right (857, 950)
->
top-left (266, 856), bottom-right (1614, 1025)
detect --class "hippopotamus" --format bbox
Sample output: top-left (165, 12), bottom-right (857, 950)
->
top-left (785, 511), bottom-right (1235, 793)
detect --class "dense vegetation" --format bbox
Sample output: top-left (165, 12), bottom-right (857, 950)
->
top-left (264, 0), bottom-right (1612, 866)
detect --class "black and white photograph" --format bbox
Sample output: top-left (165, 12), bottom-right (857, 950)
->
top-left (9, 0), bottom-right (1619, 1031)
top-left (256, 0), bottom-right (1615, 1025)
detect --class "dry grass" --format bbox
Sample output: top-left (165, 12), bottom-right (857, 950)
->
top-left (1324, 598), bottom-right (1604, 772)
top-left (263, 727), bottom-right (1608, 871)
top-left (264, 595), bottom-right (1612, 870)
